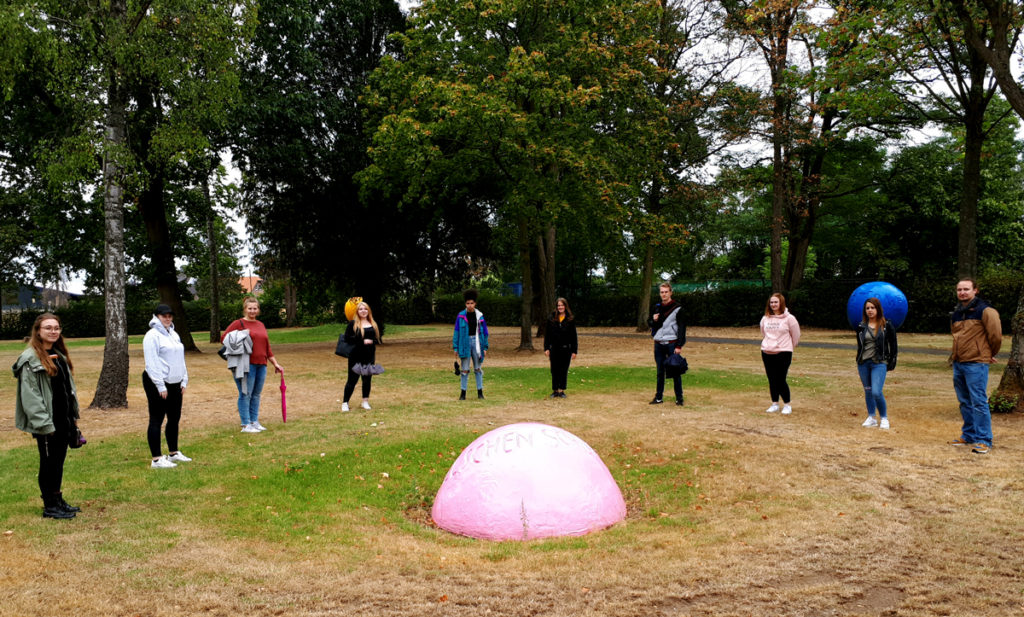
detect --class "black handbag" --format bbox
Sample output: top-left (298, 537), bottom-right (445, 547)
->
top-left (335, 334), bottom-right (356, 358)
top-left (665, 354), bottom-right (688, 378)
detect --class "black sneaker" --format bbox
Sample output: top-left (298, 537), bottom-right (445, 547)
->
top-left (649, 398), bottom-right (663, 405)
top-left (549, 392), bottom-right (559, 398)
top-left (676, 399), bottom-right (684, 406)
top-left (558, 392), bottom-right (567, 398)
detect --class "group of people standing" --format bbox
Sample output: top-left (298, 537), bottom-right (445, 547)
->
top-left (648, 279), bottom-right (1002, 455)
top-left (12, 278), bottom-right (1004, 520)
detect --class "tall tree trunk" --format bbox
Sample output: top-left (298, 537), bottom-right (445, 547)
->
top-left (637, 240), bottom-right (655, 331)
top-left (769, 86), bottom-right (789, 293)
top-left (90, 69), bottom-right (129, 409)
top-left (206, 211), bottom-right (221, 342)
top-left (139, 167), bottom-right (197, 350)
top-left (994, 287), bottom-right (1024, 413)
top-left (285, 274), bottom-right (297, 327)
top-left (517, 214), bottom-right (534, 350)
top-left (958, 89), bottom-right (985, 280)
top-left (204, 159), bottom-right (220, 343)
top-left (534, 224), bottom-right (556, 337)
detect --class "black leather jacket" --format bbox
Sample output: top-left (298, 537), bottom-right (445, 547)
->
top-left (855, 321), bottom-right (898, 371)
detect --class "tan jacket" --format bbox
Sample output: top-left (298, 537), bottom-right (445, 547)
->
top-left (950, 298), bottom-right (1002, 363)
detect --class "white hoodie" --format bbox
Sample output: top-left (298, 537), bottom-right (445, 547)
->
top-left (143, 315), bottom-right (188, 392)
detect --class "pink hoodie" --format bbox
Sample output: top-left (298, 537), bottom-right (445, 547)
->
top-left (760, 309), bottom-right (801, 353)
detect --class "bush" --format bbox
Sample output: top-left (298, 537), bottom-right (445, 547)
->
top-left (384, 295), bottom-right (434, 325)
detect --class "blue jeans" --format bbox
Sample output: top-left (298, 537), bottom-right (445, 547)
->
top-left (952, 361), bottom-right (992, 446)
top-left (857, 361), bottom-right (888, 418)
top-left (654, 343), bottom-right (683, 402)
top-left (459, 336), bottom-right (484, 391)
top-left (235, 363), bottom-right (267, 426)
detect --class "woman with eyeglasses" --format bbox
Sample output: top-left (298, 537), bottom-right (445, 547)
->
top-left (13, 313), bottom-right (83, 519)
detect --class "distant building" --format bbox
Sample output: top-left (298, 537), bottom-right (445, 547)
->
top-left (238, 276), bottom-right (264, 296)
top-left (1, 285), bottom-right (79, 311)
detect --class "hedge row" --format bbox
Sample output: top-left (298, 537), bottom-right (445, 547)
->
top-left (0, 298), bottom-right (283, 340)
top-left (4, 276), bottom-right (1019, 340)
top-left (418, 276), bottom-right (1022, 334)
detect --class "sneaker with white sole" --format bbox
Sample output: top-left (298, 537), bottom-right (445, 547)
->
top-left (781, 404), bottom-right (792, 415)
top-left (241, 424), bottom-right (260, 433)
top-left (862, 416), bottom-right (878, 428)
top-left (361, 401), bottom-right (372, 410)
top-left (879, 418), bottom-right (890, 430)
top-left (252, 422), bottom-right (267, 431)
top-left (341, 402), bottom-right (350, 412)
top-left (151, 456), bottom-right (177, 469)
top-left (766, 403), bottom-right (780, 413)
top-left (168, 451), bottom-right (192, 462)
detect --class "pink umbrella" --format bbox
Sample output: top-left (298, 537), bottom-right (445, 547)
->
top-left (279, 374), bottom-right (287, 423)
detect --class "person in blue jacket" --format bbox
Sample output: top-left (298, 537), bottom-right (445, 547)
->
top-left (453, 289), bottom-right (489, 400)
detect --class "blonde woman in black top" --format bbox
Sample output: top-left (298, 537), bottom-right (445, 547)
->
top-left (342, 301), bottom-right (381, 411)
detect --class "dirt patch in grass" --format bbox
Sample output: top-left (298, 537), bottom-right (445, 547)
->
top-left (1, 325), bottom-right (1022, 616)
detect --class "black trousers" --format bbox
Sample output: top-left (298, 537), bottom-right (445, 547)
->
top-left (549, 351), bottom-right (573, 391)
top-left (655, 343), bottom-right (683, 401)
top-left (143, 371), bottom-right (182, 457)
top-left (761, 351), bottom-right (793, 403)
top-left (35, 431), bottom-right (69, 498)
top-left (344, 358), bottom-right (373, 402)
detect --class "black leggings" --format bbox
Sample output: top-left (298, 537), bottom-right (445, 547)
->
top-left (344, 358), bottom-right (372, 402)
top-left (761, 351), bottom-right (793, 404)
top-left (143, 371), bottom-right (182, 457)
top-left (35, 432), bottom-right (69, 498)
top-left (549, 351), bottom-right (572, 391)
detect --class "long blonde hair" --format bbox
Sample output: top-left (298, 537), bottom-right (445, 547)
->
top-left (353, 302), bottom-right (381, 342)
top-left (29, 313), bottom-right (73, 376)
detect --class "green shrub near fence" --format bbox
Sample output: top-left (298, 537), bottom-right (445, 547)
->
top-left (427, 276), bottom-right (1021, 333)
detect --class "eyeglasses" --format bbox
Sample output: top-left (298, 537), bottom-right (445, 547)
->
top-left (40, 326), bottom-right (62, 332)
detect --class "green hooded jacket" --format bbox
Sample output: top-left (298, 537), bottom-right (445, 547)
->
top-left (13, 347), bottom-right (79, 435)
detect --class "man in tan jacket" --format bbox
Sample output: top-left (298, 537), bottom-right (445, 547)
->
top-left (950, 278), bottom-right (1002, 454)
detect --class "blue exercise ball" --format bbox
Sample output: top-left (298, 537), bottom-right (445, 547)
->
top-left (847, 282), bottom-right (908, 330)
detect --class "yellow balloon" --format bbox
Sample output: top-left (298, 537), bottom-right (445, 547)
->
top-left (344, 297), bottom-right (363, 321)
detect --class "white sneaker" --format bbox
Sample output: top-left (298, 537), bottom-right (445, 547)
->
top-left (781, 404), bottom-right (792, 415)
top-left (341, 402), bottom-right (350, 412)
top-left (879, 418), bottom-right (890, 430)
top-left (862, 416), bottom-right (878, 428)
top-left (241, 424), bottom-right (260, 433)
top-left (361, 401), bottom-right (372, 410)
top-left (252, 422), bottom-right (267, 431)
top-left (766, 403), bottom-right (780, 413)
top-left (168, 451), bottom-right (192, 462)
top-left (151, 456), bottom-right (177, 469)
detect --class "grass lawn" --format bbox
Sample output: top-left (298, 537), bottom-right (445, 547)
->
top-left (0, 324), bottom-right (1021, 616)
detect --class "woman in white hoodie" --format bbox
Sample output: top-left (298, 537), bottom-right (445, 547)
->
top-left (759, 293), bottom-right (801, 415)
top-left (142, 304), bottom-right (190, 468)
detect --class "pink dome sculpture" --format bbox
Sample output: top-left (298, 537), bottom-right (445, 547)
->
top-left (431, 423), bottom-right (627, 541)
